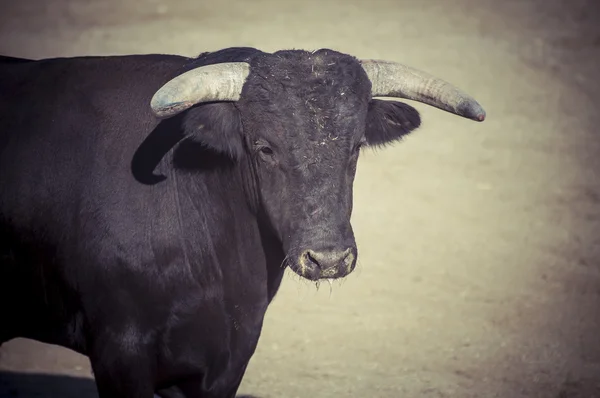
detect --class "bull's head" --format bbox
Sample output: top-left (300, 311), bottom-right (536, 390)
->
top-left (149, 49), bottom-right (485, 281)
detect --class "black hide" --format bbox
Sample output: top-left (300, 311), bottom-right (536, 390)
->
top-left (0, 47), bottom-right (421, 398)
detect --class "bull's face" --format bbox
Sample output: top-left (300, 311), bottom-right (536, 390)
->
top-left (236, 51), bottom-right (373, 280)
top-left (151, 48), bottom-right (486, 281)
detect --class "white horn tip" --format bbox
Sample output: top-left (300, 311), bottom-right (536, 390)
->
top-left (459, 100), bottom-right (487, 122)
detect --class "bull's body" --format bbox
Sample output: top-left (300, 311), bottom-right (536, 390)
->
top-left (0, 47), bottom-right (485, 397)
top-left (1, 48), bottom-right (284, 397)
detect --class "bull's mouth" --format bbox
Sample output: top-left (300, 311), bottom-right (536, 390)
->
top-left (286, 246), bottom-right (357, 281)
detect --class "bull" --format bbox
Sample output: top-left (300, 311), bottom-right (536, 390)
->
top-left (0, 47), bottom-right (485, 397)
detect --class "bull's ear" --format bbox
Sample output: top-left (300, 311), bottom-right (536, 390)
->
top-left (364, 99), bottom-right (421, 147)
top-left (181, 102), bottom-right (244, 159)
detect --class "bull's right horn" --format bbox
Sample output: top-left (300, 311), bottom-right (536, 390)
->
top-left (151, 62), bottom-right (250, 119)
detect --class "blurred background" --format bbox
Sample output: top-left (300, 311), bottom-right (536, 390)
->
top-left (1, 0), bottom-right (600, 397)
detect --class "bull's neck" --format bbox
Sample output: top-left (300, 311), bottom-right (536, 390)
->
top-left (170, 151), bottom-right (287, 303)
top-left (237, 152), bottom-right (262, 218)
top-left (236, 154), bottom-right (287, 302)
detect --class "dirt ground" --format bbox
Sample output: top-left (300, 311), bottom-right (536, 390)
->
top-left (1, 0), bottom-right (600, 397)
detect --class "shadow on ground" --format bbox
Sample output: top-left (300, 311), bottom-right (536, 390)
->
top-left (0, 372), bottom-right (260, 398)
top-left (0, 372), bottom-right (97, 398)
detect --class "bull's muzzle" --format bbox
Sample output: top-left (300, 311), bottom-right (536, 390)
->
top-left (294, 247), bottom-right (357, 281)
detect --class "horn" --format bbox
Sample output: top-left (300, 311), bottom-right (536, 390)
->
top-left (151, 62), bottom-right (251, 118)
top-left (360, 60), bottom-right (486, 122)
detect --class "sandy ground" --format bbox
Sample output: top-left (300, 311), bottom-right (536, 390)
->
top-left (1, 0), bottom-right (600, 397)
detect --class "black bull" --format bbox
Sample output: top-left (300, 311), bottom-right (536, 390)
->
top-left (0, 47), bottom-right (485, 397)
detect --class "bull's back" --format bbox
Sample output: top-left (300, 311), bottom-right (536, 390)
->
top-left (0, 55), bottom-right (33, 64)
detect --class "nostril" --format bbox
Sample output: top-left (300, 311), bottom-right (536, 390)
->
top-left (304, 250), bottom-right (321, 268)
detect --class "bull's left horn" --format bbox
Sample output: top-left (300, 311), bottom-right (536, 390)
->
top-left (151, 62), bottom-right (250, 118)
top-left (360, 60), bottom-right (486, 122)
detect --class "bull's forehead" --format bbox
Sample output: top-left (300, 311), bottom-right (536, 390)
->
top-left (251, 49), bottom-right (370, 96)
top-left (239, 49), bottom-right (372, 144)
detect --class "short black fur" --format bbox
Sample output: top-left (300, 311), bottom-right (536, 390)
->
top-left (0, 46), bottom-right (424, 398)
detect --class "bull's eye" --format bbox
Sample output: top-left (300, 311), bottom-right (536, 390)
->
top-left (254, 141), bottom-right (276, 163)
top-left (260, 146), bottom-right (274, 156)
